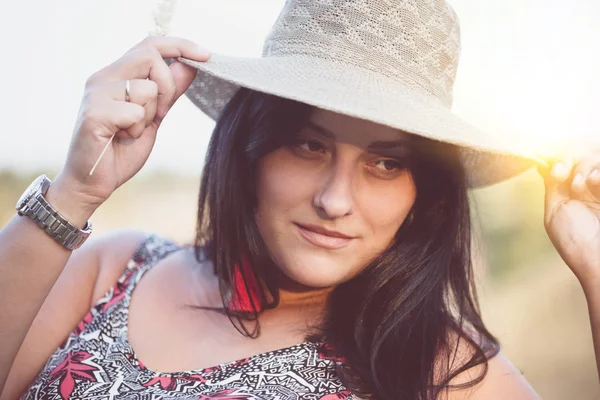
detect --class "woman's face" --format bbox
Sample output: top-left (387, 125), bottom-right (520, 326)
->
top-left (255, 108), bottom-right (417, 289)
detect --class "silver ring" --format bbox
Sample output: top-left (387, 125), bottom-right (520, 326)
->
top-left (125, 79), bottom-right (131, 102)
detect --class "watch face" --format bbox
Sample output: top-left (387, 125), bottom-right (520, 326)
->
top-left (16, 175), bottom-right (47, 211)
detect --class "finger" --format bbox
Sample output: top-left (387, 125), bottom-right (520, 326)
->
top-left (128, 36), bottom-right (211, 61)
top-left (102, 37), bottom-right (209, 85)
top-left (93, 47), bottom-right (177, 116)
top-left (98, 79), bottom-right (158, 103)
top-left (104, 47), bottom-right (176, 117)
top-left (93, 79), bottom-right (158, 127)
top-left (585, 168), bottom-right (600, 203)
top-left (106, 101), bottom-right (148, 139)
top-left (587, 168), bottom-right (600, 187)
top-left (543, 154), bottom-right (576, 224)
top-left (574, 155), bottom-right (600, 199)
top-left (89, 37), bottom-right (210, 123)
top-left (82, 100), bottom-right (146, 140)
top-left (550, 154), bottom-right (575, 183)
top-left (572, 154), bottom-right (600, 183)
top-left (156, 60), bottom-right (199, 119)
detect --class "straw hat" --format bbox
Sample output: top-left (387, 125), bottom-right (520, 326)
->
top-left (176, 0), bottom-right (543, 187)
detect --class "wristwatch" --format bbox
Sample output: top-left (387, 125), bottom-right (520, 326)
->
top-left (16, 174), bottom-right (93, 250)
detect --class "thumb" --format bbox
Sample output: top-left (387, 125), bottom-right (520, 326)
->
top-left (157, 60), bottom-right (200, 121)
top-left (170, 60), bottom-right (199, 102)
top-left (540, 155), bottom-right (575, 225)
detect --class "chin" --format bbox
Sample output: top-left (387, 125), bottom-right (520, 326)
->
top-left (274, 250), bottom-right (362, 289)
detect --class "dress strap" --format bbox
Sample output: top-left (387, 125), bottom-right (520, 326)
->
top-left (121, 234), bottom-right (181, 287)
top-left (83, 234), bottom-right (181, 327)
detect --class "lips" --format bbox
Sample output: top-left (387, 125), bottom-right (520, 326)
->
top-left (295, 223), bottom-right (356, 249)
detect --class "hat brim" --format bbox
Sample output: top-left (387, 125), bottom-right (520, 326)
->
top-left (179, 54), bottom-right (543, 187)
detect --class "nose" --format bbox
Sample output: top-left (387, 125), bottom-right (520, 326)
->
top-left (313, 158), bottom-right (355, 219)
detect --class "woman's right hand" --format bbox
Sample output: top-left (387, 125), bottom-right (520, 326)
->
top-left (53, 36), bottom-right (211, 216)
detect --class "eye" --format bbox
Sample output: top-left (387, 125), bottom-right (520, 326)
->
top-left (289, 138), bottom-right (327, 159)
top-left (368, 158), bottom-right (409, 179)
top-left (373, 159), bottom-right (404, 171)
top-left (298, 140), bottom-right (325, 153)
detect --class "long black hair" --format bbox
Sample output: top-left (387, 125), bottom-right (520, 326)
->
top-left (195, 87), bottom-right (500, 399)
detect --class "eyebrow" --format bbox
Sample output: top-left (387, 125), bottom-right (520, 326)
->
top-left (306, 120), bottom-right (410, 150)
top-left (367, 140), bottom-right (409, 150)
top-left (305, 120), bottom-right (335, 139)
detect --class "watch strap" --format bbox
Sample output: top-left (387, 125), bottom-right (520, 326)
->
top-left (22, 192), bottom-right (92, 251)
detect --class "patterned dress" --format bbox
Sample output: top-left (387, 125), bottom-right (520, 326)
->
top-left (23, 235), bottom-right (353, 400)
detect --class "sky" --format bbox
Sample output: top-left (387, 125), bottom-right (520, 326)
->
top-left (0, 0), bottom-right (599, 176)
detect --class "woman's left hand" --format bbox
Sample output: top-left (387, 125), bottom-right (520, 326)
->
top-left (539, 152), bottom-right (600, 292)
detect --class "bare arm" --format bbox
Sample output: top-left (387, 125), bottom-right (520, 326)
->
top-left (445, 153), bottom-right (600, 398)
top-left (536, 154), bottom-right (600, 386)
top-left (0, 228), bottom-right (148, 400)
top-left (582, 280), bottom-right (600, 382)
top-left (0, 36), bottom-right (210, 394)
top-left (438, 329), bottom-right (540, 400)
top-left (0, 181), bottom-right (96, 391)
top-left (444, 352), bottom-right (540, 400)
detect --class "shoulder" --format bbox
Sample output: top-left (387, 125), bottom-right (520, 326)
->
top-left (90, 228), bottom-right (155, 304)
top-left (437, 328), bottom-right (540, 400)
top-left (1, 229), bottom-right (153, 400)
top-left (441, 352), bottom-right (540, 400)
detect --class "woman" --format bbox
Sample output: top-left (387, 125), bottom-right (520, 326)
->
top-left (1, 0), bottom-right (599, 399)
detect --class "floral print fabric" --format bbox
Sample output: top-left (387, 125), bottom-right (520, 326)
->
top-left (23, 235), bottom-right (352, 400)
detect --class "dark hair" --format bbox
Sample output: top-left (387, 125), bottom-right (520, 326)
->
top-left (195, 87), bottom-right (500, 399)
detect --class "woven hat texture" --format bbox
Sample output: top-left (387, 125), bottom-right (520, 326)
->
top-left (179, 0), bottom-right (541, 187)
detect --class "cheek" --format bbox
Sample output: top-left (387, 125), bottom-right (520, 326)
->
top-left (359, 177), bottom-right (416, 245)
top-left (255, 149), bottom-right (316, 214)
top-left (253, 149), bottom-right (416, 288)
top-left (255, 149), bottom-right (323, 266)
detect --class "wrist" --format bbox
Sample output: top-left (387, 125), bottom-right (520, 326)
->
top-left (45, 176), bottom-right (100, 229)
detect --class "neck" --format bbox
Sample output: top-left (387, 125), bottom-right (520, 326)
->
top-left (258, 267), bottom-right (333, 333)
top-left (258, 287), bottom-right (330, 343)
top-left (271, 261), bottom-right (332, 308)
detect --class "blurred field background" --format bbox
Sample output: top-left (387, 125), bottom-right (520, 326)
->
top-left (0, 168), bottom-right (597, 399)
